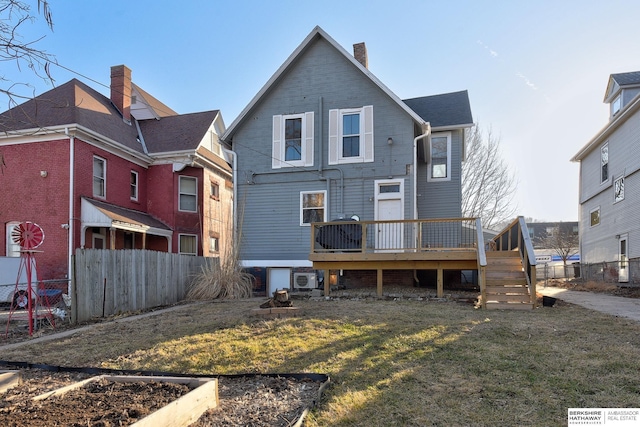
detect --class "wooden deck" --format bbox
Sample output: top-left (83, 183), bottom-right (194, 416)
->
top-left (310, 217), bottom-right (537, 309)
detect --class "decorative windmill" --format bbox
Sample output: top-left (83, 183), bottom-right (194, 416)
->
top-left (6, 222), bottom-right (45, 336)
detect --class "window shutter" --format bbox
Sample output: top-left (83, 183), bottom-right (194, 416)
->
top-left (363, 105), bottom-right (374, 162)
top-left (328, 109), bottom-right (339, 165)
top-left (272, 115), bottom-right (282, 169)
top-left (304, 111), bottom-right (314, 166)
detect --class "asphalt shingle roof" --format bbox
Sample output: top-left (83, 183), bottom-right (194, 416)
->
top-left (403, 90), bottom-right (473, 128)
top-left (611, 71), bottom-right (640, 87)
top-left (138, 110), bottom-right (219, 153)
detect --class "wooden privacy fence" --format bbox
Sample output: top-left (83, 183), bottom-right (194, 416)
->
top-left (73, 249), bottom-right (211, 323)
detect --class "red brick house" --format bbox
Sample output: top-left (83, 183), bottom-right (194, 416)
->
top-left (0, 65), bottom-right (233, 283)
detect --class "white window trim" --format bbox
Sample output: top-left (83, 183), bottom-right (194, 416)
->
top-left (178, 176), bottom-right (198, 212)
top-left (93, 155), bottom-right (106, 199)
top-left (601, 143), bottom-right (609, 185)
top-left (272, 112), bottom-right (314, 168)
top-left (590, 206), bottom-right (601, 227)
top-left (611, 94), bottom-right (622, 118)
top-left (300, 190), bottom-right (327, 226)
top-left (6, 221), bottom-right (21, 257)
top-left (209, 235), bottom-right (219, 253)
top-left (179, 233), bottom-right (198, 255)
top-left (328, 105), bottom-right (374, 165)
top-left (130, 171), bottom-right (139, 201)
top-left (614, 175), bottom-right (624, 203)
top-left (427, 132), bottom-right (452, 182)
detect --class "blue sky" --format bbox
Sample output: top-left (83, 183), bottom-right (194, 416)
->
top-left (7, 0), bottom-right (640, 222)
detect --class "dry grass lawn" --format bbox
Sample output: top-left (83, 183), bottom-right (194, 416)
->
top-left (3, 296), bottom-right (640, 426)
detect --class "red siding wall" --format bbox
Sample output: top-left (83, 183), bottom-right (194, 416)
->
top-left (0, 139), bottom-right (71, 280)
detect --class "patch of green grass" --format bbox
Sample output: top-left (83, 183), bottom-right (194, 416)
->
top-left (4, 298), bottom-right (640, 426)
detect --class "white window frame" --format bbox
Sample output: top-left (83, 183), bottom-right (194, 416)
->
top-left (179, 234), bottom-right (198, 255)
top-left (209, 235), bottom-right (219, 253)
top-left (6, 222), bottom-right (21, 257)
top-left (93, 156), bottom-right (106, 198)
top-left (428, 132), bottom-right (452, 182)
top-left (272, 112), bottom-right (314, 168)
top-left (590, 206), bottom-right (601, 227)
top-left (130, 171), bottom-right (138, 201)
top-left (611, 94), bottom-right (622, 117)
top-left (601, 143), bottom-right (609, 184)
top-left (614, 175), bottom-right (624, 203)
top-left (328, 105), bottom-right (374, 165)
top-left (300, 190), bottom-right (327, 226)
top-left (178, 176), bottom-right (198, 212)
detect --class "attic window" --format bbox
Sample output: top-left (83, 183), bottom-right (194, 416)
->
top-left (611, 95), bottom-right (621, 117)
top-left (131, 95), bottom-right (137, 105)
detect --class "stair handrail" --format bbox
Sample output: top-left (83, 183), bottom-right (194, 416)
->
top-left (475, 218), bottom-right (487, 309)
top-left (490, 216), bottom-right (537, 306)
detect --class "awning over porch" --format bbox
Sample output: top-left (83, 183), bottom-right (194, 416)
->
top-left (80, 197), bottom-right (173, 249)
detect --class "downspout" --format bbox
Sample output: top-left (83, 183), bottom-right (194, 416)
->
top-left (66, 127), bottom-right (74, 295)
top-left (222, 147), bottom-right (238, 239)
top-left (413, 123), bottom-right (431, 220)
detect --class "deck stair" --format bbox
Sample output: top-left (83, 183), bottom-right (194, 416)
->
top-left (483, 251), bottom-right (533, 310)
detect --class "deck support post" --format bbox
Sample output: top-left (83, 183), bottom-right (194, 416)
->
top-left (324, 269), bottom-right (330, 297)
top-left (437, 264), bottom-right (443, 298)
top-left (377, 269), bottom-right (383, 297)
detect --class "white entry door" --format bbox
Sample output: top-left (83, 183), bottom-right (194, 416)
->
top-left (268, 268), bottom-right (291, 296)
top-left (375, 179), bottom-right (404, 250)
top-left (619, 235), bottom-right (629, 283)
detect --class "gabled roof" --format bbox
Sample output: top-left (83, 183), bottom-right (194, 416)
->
top-left (403, 91), bottom-right (474, 129)
top-left (0, 78), bottom-right (225, 164)
top-left (132, 83), bottom-right (178, 118)
top-left (0, 79), bottom-right (142, 153)
top-left (223, 26), bottom-right (428, 141)
top-left (604, 71), bottom-right (640, 102)
top-left (572, 90), bottom-right (640, 162)
top-left (138, 110), bottom-right (220, 153)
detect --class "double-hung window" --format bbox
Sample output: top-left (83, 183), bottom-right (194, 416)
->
top-left (428, 132), bottom-right (451, 181)
top-left (130, 171), bottom-right (138, 201)
top-left (300, 191), bottom-right (326, 226)
top-left (272, 112), bottom-right (314, 168)
top-left (179, 176), bottom-right (197, 212)
top-left (93, 156), bottom-right (106, 198)
top-left (328, 106), bottom-right (374, 164)
top-left (601, 143), bottom-right (609, 184)
top-left (179, 234), bottom-right (197, 255)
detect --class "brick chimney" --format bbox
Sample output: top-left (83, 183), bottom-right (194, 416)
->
top-left (353, 42), bottom-right (368, 69)
top-left (110, 65), bottom-right (132, 123)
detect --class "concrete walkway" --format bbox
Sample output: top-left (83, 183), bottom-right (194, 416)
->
top-left (539, 286), bottom-right (640, 322)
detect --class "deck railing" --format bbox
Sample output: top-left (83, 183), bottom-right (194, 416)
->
top-left (311, 218), bottom-right (480, 254)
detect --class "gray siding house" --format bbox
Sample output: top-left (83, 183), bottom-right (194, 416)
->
top-left (571, 71), bottom-right (640, 283)
top-left (222, 27), bottom-right (473, 294)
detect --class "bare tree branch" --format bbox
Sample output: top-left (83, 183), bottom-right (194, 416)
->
top-left (461, 123), bottom-right (518, 229)
top-left (535, 224), bottom-right (579, 266)
top-left (0, 0), bottom-right (56, 109)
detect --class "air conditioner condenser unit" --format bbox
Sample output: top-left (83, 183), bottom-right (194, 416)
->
top-left (293, 273), bottom-right (316, 289)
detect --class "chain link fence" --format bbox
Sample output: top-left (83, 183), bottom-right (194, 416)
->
top-left (539, 258), bottom-right (640, 285)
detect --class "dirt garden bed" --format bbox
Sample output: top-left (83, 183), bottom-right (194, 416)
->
top-left (0, 366), bottom-right (326, 426)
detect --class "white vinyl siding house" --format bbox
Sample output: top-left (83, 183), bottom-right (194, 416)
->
top-left (573, 71), bottom-right (640, 271)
